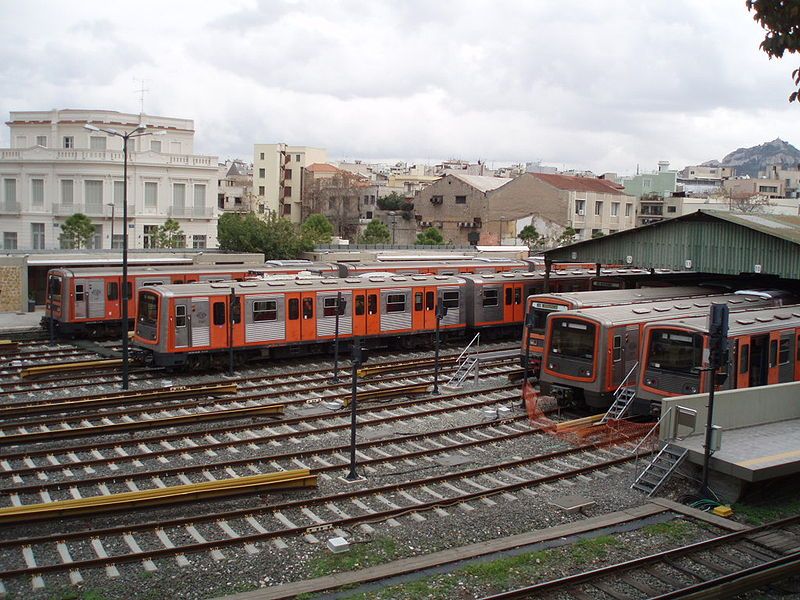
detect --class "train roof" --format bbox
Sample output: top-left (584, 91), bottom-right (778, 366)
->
top-left (642, 304), bottom-right (800, 335)
top-left (141, 274), bottom-right (467, 298)
top-left (526, 286), bottom-right (713, 307)
top-left (344, 259), bottom-right (527, 270)
top-left (50, 264), bottom-right (260, 277)
top-left (550, 293), bottom-right (777, 326)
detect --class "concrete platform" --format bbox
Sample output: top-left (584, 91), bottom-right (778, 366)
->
top-left (672, 419), bottom-right (800, 483)
top-left (0, 307), bottom-right (45, 333)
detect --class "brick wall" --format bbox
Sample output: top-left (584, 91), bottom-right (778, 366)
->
top-left (0, 265), bottom-right (24, 312)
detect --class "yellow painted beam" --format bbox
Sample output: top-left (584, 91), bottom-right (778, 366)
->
top-left (20, 358), bottom-right (123, 378)
top-left (555, 413), bottom-right (605, 431)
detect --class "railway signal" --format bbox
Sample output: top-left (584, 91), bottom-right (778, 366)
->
top-left (346, 340), bottom-right (369, 482)
top-left (701, 302), bottom-right (729, 497)
top-left (432, 301), bottom-right (448, 395)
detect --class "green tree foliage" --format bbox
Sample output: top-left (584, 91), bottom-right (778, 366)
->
top-left (517, 224), bottom-right (541, 248)
top-left (218, 213), bottom-right (312, 259)
top-left (59, 213), bottom-right (95, 249)
top-left (360, 219), bottom-right (391, 244)
top-left (591, 230), bottom-right (606, 239)
top-left (556, 226), bottom-right (578, 247)
top-left (416, 226), bottom-right (445, 245)
top-left (747, 0), bottom-right (800, 102)
top-left (155, 218), bottom-right (185, 248)
top-left (301, 213), bottom-right (334, 245)
top-left (377, 192), bottom-right (405, 211)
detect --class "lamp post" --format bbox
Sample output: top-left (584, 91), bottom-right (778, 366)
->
top-left (85, 122), bottom-right (165, 390)
top-left (388, 211), bottom-right (397, 245)
top-left (107, 202), bottom-right (115, 249)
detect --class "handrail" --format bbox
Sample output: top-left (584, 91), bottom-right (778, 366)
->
top-left (456, 332), bottom-right (480, 365)
top-left (614, 361), bottom-right (639, 396)
top-left (631, 406), bottom-right (673, 455)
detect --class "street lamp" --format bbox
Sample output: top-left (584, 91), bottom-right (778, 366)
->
top-left (388, 211), bottom-right (397, 245)
top-left (107, 202), bottom-right (115, 249)
top-left (85, 122), bottom-right (165, 390)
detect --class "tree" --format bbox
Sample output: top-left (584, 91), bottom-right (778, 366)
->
top-left (416, 226), bottom-right (445, 245)
top-left (556, 226), bottom-right (578, 247)
top-left (377, 192), bottom-right (405, 211)
top-left (360, 219), bottom-right (391, 244)
top-left (60, 213), bottom-right (95, 249)
top-left (591, 230), bottom-right (606, 239)
top-left (747, 0), bottom-right (800, 102)
top-left (218, 213), bottom-right (312, 259)
top-left (155, 218), bottom-right (185, 248)
top-left (301, 213), bottom-right (334, 245)
top-left (517, 224), bottom-right (542, 248)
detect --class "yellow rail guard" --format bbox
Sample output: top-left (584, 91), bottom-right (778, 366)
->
top-left (555, 413), bottom-right (605, 431)
top-left (0, 469), bottom-right (316, 523)
top-left (20, 358), bottom-right (123, 378)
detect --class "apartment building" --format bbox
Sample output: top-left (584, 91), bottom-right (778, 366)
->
top-left (0, 109), bottom-right (218, 250)
top-left (217, 159), bottom-right (255, 214)
top-left (252, 143), bottom-right (327, 222)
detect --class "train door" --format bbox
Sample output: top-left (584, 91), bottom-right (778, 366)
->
top-left (503, 284), bottom-right (514, 323)
top-left (609, 329), bottom-right (624, 387)
top-left (190, 298), bottom-right (211, 347)
top-left (776, 331), bottom-right (794, 383)
top-left (174, 299), bottom-right (189, 348)
top-left (285, 293), bottom-right (301, 342)
top-left (512, 283), bottom-right (524, 322)
top-left (73, 279), bottom-right (89, 319)
top-left (86, 279), bottom-right (105, 318)
top-left (352, 290), bottom-right (367, 337)
top-left (364, 289), bottom-right (380, 335)
top-left (209, 296), bottom-right (229, 348)
top-left (736, 336), bottom-right (750, 389)
top-left (748, 334), bottom-right (769, 387)
top-left (301, 292), bottom-right (316, 340)
top-left (796, 330), bottom-right (800, 381)
top-left (623, 326), bottom-right (639, 381)
top-left (424, 287), bottom-right (436, 330)
top-left (412, 287), bottom-right (425, 331)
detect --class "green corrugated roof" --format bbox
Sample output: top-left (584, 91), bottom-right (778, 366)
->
top-left (705, 211), bottom-right (800, 245)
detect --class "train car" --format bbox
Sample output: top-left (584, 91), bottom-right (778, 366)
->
top-left (336, 257), bottom-right (528, 277)
top-left (538, 292), bottom-right (785, 410)
top-left (261, 260), bottom-right (338, 276)
top-left (134, 275), bottom-right (468, 368)
top-left (636, 305), bottom-right (800, 415)
top-left (461, 272), bottom-right (544, 338)
top-left (520, 286), bottom-right (719, 376)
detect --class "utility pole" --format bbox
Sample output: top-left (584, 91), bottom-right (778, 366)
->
top-left (700, 303), bottom-right (729, 497)
top-left (345, 340), bottom-right (368, 481)
top-left (332, 291), bottom-right (342, 382)
top-left (433, 300), bottom-right (447, 395)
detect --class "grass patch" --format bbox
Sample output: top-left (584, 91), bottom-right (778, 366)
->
top-left (309, 537), bottom-right (399, 578)
top-left (461, 549), bottom-right (552, 587)
top-left (569, 535), bottom-right (621, 564)
top-left (733, 498), bottom-right (800, 525)
top-left (642, 519), bottom-right (694, 542)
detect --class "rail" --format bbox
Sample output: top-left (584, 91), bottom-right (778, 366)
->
top-left (19, 358), bottom-right (123, 377)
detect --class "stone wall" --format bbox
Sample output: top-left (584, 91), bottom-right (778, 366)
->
top-left (0, 257), bottom-right (27, 313)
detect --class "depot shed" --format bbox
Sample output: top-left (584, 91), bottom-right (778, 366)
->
top-left (543, 210), bottom-right (800, 280)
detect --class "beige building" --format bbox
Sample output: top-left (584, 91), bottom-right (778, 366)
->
top-left (252, 144), bottom-right (327, 222)
top-left (723, 177), bottom-right (784, 200)
top-left (217, 159), bottom-right (254, 214)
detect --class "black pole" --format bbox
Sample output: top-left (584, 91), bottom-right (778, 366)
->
top-left (543, 259), bottom-right (552, 293)
top-left (332, 291), bottom-right (341, 382)
top-left (433, 301), bottom-right (442, 395)
top-left (346, 341), bottom-right (362, 481)
top-left (228, 287), bottom-right (236, 377)
top-left (121, 134), bottom-right (130, 391)
top-left (700, 366), bottom-right (717, 496)
top-left (700, 302), bottom-right (729, 497)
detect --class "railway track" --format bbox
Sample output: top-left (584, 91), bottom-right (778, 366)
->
top-left (480, 515), bottom-right (800, 600)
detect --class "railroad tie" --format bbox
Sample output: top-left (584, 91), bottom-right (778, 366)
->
top-left (90, 539), bottom-right (120, 578)
top-left (154, 529), bottom-right (190, 567)
top-left (185, 525), bottom-right (225, 561)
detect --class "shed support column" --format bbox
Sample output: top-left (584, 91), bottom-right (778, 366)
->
top-left (543, 259), bottom-right (552, 293)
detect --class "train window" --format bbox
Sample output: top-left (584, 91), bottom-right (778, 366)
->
top-left (288, 298), bottom-right (299, 320)
top-left (769, 340), bottom-right (778, 368)
top-left (48, 276), bottom-right (62, 298)
top-left (107, 282), bottom-right (118, 301)
top-left (175, 305), bottom-right (187, 328)
top-left (612, 335), bottom-right (622, 362)
top-left (779, 338), bottom-right (790, 365)
top-left (231, 297), bottom-right (241, 324)
top-left (505, 287), bottom-right (513, 305)
top-left (425, 291), bottom-right (434, 311)
top-left (386, 293), bottom-right (406, 313)
top-left (414, 292), bottom-right (423, 311)
top-left (482, 289), bottom-right (499, 307)
top-left (739, 344), bottom-right (749, 374)
top-left (323, 297), bottom-right (347, 317)
top-left (797, 335), bottom-right (800, 361)
top-left (126, 282), bottom-right (133, 299)
top-left (303, 297), bottom-right (314, 319)
top-left (139, 293), bottom-right (159, 326)
top-left (213, 302), bottom-right (226, 325)
top-left (75, 284), bottom-right (85, 302)
top-left (442, 291), bottom-right (459, 309)
top-left (514, 288), bottom-right (522, 305)
top-left (368, 294), bottom-right (377, 315)
top-left (174, 279), bottom-right (184, 284)
top-left (254, 300), bottom-right (277, 322)
top-left (355, 295), bottom-right (365, 316)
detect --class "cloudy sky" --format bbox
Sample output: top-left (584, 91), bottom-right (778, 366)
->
top-left (0, 0), bottom-right (797, 174)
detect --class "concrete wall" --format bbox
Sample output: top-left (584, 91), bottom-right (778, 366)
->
top-left (660, 381), bottom-right (800, 441)
top-left (0, 256), bottom-right (28, 312)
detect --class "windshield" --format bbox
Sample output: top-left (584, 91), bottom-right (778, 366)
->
top-left (529, 301), bottom-right (567, 333)
top-left (47, 276), bottom-right (62, 300)
top-left (549, 318), bottom-right (596, 359)
top-left (138, 291), bottom-right (159, 326)
top-left (647, 330), bottom-right (703, 372)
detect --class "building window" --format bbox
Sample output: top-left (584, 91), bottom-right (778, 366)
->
top-left (611, 202), bottom-right (619, 217)
top-left (170, 141), bottom-right (182, 154)
top-left (60, 180), bottom-right (73, 206)
top-left (89, 136), bottom-right (106, 151)
top-left (283, 186), bottom-right (292, 197)
top-left (295, 154), bottom-right (301, 161)
top-left (173, 183), bottom-right (186, 215)
top-left (35, 135), bottom-right (47, 147)
top-left (63, 136), bottom-right (74, 149)
top-left (113, 181), bottom-right (125, 207)
top-left (15, 135), bottom-right (26, 147)
top-left (111, 234), bottom-right (124, 249)
top-left (143, 225), bottom-right (158, 248)
top-left (759, 185), bottom-right (778, 193)
top-left (625, 203), bottom-right (632, 217)
top-left (31, 178), bottom-right (44, 208)
top-left (90, 225), bottom-right (102, 249)
top-left (455, 195), bottom-right (466, 204)
top-left (667, 206), bottom-right (677, 213)
top-left (258, 186), bottom-right (265, 195)
top-left (366, 211), bottom-right (373, 219)
top-left (643, 179), bottom-right (652, 190)
top-left (192, 234), bottom-right (207, 248)
top-left (31, 223), bottom-right (45, 250)
top-left (3, 179), bottom-right (16, 211)
top-left (142, 182), bottom-right (157, 211)
top-left (285, 168), bottom-right (292, 180)
top-left (85, 180), bottom-right (103, 213)
top-left (594, 201), bottom-right (603, 216)
top-left (259, 168), bottom-right (265, 178)
top-left (193, 184), bottom-right (206, 216)
top-left (150, 140), bottom-right (161, 153)
top-left (3, 232), bottom-right (17, 250)
top-left (282, 203), bottom-right (291, 216)
top-left (260, 152), bottom-right (265, 160)
top-left (575, 199), bottom-right (585, 215)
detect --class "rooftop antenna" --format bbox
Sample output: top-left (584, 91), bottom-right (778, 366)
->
top-left (133, 78), bottom-right (149, 115)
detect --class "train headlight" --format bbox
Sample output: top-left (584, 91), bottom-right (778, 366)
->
top-left (645, 378), bottom-right (654, 386)
top-left (583, 369), bottom-right (591, 377)
top-left (548, 363), bottom-right (554, 369)
top-left (686, 385), bottom-right (697, 393)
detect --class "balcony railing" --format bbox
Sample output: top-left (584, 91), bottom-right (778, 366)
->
top-left (0, 148), bottom-right (216, 168)
top-left (53, 203), bottom-right (134, 217)
top-left (168, 206), bottom-right (214, 219)
top-left (0, 201), bottom-right (20, 214)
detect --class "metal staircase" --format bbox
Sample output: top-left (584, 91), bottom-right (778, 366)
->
top-left (445, 333), bottom-right (480, 389)
top-left (631, 442), bottom-right (688, 496)
top-left (599, 363), bottom-right (638, 424)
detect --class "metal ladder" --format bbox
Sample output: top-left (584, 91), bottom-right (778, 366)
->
top-left (631, 442), bottom-right (688, 496)
top-left (599, 362), bottom-right (638, 424)
top-left (445, 333), bottom-right (480, 389)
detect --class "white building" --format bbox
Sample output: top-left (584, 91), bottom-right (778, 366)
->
top-left (0, 109), bottom-right (219, 250)
top-left (253, 143), bottom-right (328, 222)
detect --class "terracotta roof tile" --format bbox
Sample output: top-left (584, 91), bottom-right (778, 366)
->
top-left (530, 173), bottom-right (628, 195)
